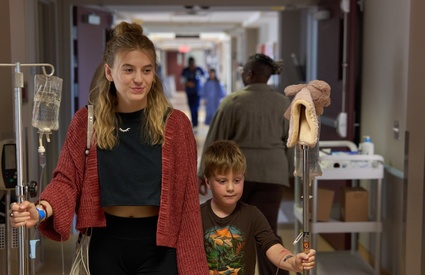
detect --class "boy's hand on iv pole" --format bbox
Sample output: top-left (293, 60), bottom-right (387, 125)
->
top-left (295, 249), bottom-right (316, 271)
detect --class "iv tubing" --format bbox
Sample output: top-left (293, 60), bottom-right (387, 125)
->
top-left (37, 131), bottom-right (48, 168)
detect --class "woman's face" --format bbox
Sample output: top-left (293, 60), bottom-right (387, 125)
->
top-left (105, 49), bottom-right (155, 112)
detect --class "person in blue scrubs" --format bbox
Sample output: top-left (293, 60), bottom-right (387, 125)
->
top-left (181, 56), bottom-right (205, 129)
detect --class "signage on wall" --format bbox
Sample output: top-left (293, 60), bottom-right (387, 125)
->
top-left (83, 13), bottom-right (101, 25)
top-left (179, 45), bottom-right (190, 53)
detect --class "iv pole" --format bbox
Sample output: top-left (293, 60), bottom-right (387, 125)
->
top-left (302, 144), bottom-right (311, 275)
top-left (285, 81), bottom-right (330, 275)
top-left (0, 62), bottom-right (55, 275)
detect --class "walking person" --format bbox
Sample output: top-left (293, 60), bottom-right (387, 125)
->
top-left (181, 56), bottom-right (205, 130)
top-left (10, 21), bottom-right (208, 275)
top-left (201, 68), bottom-right (226, 125)
top-left (198, 53), bottom-right (291, 275)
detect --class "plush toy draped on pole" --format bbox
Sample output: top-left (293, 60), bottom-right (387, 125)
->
top-left (284, 80), bottom-right (331, 148)
top-left (283, 79), bottom-right (331, 275)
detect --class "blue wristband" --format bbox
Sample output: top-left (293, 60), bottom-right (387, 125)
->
top-left (36, 207), bottom-right (46, 222)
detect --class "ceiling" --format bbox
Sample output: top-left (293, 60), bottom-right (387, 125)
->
top-left (109, 5), bottom-right (281, 30)
top-left (99, 5), bottom-right (285, 50)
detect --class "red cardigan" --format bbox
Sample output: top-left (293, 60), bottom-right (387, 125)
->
top-left (38, 107), bottom-right (209, 274)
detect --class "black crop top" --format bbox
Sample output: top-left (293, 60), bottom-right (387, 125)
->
top-left (97, 110), bottom-right (162, 207)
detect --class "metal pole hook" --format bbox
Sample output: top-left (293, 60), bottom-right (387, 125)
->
top-left (20, 63), bottom-right (55, 76)
top-left (41, 65), bottom-right (55, 76)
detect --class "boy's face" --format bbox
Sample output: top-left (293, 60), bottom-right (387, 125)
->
top-left (205, 170), bottom-right (244, 208)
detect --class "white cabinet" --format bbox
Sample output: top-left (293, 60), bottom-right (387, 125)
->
top-left (294, 141), bottom-right (384, 275)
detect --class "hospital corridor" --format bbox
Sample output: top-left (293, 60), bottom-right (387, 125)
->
top-left (2, 0), bottom-right (425, 274)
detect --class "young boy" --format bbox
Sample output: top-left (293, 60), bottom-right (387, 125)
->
top-left (200, 140), bottom-right (316, 275)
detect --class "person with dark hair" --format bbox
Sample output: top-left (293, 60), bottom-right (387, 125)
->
top-left (181, 56), bottom-right (205, 130)
top-left (200, 140), bottom-right (315, 275)
top-left (201, 68), bottom-right (226, 125)
top-left (10, 21), bottom-right (208, 275)
top-left (198, 53), bottom-right (291, 275)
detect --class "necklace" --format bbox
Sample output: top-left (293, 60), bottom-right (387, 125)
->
top-left (119, 127), bottom-right (131, 133)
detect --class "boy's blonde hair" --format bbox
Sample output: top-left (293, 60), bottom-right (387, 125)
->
top-left (202, 140), bottom-right (246, 178)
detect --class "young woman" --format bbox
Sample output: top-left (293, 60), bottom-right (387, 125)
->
top-left (9, 21), bottom-right (208, 275)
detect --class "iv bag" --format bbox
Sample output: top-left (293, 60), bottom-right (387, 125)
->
top-left (32, 75), bottom-right (63, 131)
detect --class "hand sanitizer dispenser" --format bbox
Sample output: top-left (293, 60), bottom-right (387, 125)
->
top-left (359, 136), bottom-right (374, 155)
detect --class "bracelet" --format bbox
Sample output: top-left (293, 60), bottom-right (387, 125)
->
top-left (283, 254), bottom-right (294, 262)
top-left (38, 202), bottom-right (49, 218)
top-left (35, 207), bottom-right (46, 223)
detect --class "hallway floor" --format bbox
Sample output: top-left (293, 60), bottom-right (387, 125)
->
top-left (32, 91), bottom-right (333, 275)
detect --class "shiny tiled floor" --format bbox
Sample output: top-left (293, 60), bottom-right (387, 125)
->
top-left (24, 91), bottom-right (333, 274)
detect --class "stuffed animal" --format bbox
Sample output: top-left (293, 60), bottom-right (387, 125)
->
top-left (283, 80), bottom-right (331, 148)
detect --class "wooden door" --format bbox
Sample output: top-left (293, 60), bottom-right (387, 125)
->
top-left (166, 51), bottom-right (186, 92)
top-left (73, 6), bottom-right (113, 111)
